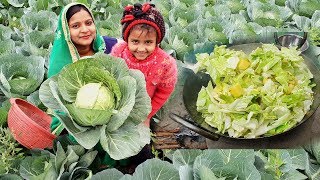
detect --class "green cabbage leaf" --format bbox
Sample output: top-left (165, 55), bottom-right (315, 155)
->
top-left (39, 53), bottom-right (151, 160)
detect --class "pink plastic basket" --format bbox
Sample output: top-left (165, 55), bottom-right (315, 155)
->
top-left (8, 98), bottom-right (56, 149)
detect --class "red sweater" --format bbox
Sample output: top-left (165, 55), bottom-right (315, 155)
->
top-left (111, 42), bottom-right (177, 122)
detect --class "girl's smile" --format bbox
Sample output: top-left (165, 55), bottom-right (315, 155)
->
top-left (127, 28), bottom-right (157, 60)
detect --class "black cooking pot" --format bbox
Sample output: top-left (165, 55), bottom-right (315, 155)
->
top-left (170, 43), bottom-right (320, 141)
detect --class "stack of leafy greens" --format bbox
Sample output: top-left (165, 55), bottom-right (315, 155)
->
top-left (39, 53), bottom-right (151, 160)
top-left (195, 44), bottom-right (314, 138)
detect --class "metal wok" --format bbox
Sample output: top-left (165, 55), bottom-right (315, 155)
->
top-left (170, 43), bottom-right (320, 141)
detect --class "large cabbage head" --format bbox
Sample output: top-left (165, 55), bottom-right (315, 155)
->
top-left (54, 60), bottom-right (122, 127)
top-left (39, 53), bottom-right (152, 160)
top-left (75, 83), bottom-right (115, 110)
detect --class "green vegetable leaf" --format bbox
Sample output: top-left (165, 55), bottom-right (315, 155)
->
top-left (172, 149), bottom-right (203, 168)
top-left (55, 114), bottom-right (101, 150)
top-left (0, 22), bottom-right (13, 40)
top-left (127, 69), bottom-right (151, 125)
top-left (7, 0), bottom-right (24, 7)
top-left (91, 168), bottom-right (124, 180)
top-left (19, 155), bottom-right (56, 180)
top-left (198, 166), bottom-right (226, 180)
top-left (193, 149), bottom-right (260, 180)
top-left (287, 149), bottom-right (309, 170)
top-left (0, 54), bottom-right (45, 97)
top-left (281, 169), bottom-right (308, 180)
top-left (100, 123), bottom-right (150, 160)
top-left (106, 76), bottom-right (136, 132)
top-left (20, 10), bottom-right (57, 32)
top-left (128, 158), bottom-right (180, 180)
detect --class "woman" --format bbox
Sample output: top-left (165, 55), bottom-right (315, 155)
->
top-left (49, 3), bottom-right (118, 131)
top-left (48, 3), bottom-right (120, 169)
top-left (48, 2), bottom-right (117, 77)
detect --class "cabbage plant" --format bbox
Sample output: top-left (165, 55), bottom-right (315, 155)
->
top-left (247, 1), bottom-right (292, 28)
top-left (39, 53), bottom-right (152, 160)
top-left (0, 53), bottom-right (45, 98)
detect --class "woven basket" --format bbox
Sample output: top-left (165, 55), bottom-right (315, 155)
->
top-left (8, 98), bottom-right (56, 149)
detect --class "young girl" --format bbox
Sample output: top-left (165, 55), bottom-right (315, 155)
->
top-left (111, 3), bottom-right (178, 127)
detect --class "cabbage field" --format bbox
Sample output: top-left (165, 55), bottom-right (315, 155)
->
top-left (1, 0), bottom-right (320, 179)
